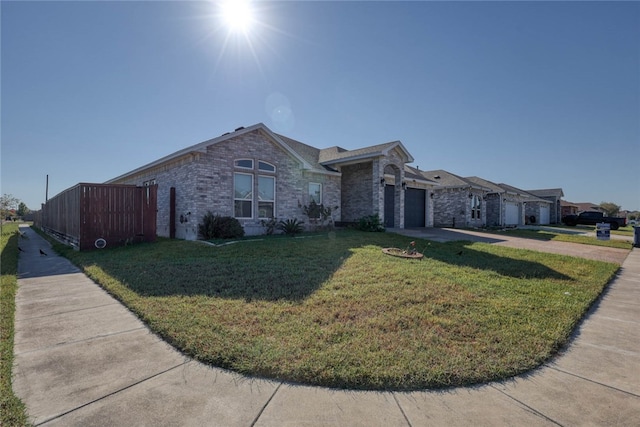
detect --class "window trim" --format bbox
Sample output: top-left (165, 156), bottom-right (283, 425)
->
top-left (257, 174), bottom-right (276, 219)
top-left (471, 195), bottom-right (481, 219)
top-left (309, 182), bottom-right (322, 205)
top-left (235, 159), bottom-right (254, 170)
top-left (234, 172), bottom-right (254, 219)
top-left (258, 160), bottom-right (276, 173)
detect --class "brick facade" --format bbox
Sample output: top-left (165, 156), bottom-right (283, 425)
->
top-left (340, 162), bottom-right (374, 222)
top-left (107, 123), bottom-right (558, 238)
top-left (432, 188), bottom-right (486, 228)
top-left (110, 128), bottom-right (342, 238)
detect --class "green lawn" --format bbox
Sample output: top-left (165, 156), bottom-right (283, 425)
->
top-left (51, 229), bottom-right (620, 390)
top-left (1, 223), bottom-right (31, 427)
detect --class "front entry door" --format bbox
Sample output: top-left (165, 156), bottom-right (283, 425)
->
top-left (384, 185), bottom-right (395, 228)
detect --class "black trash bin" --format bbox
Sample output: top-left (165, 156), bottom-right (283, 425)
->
top-left (634, 226), bottom-right (640, 248)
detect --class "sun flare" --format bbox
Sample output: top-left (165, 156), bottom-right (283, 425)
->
top-left (220, 0), bottom-right (255, 33)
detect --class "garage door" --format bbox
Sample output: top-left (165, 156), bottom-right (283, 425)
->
top-left (539, 205), bottom-right (550, 225)
top-left (384, 185), bottom-right (395, 228)
top-left (505, 202), bottom-right (519, 226)
top-left (404, 188), bottom-right (426, 228)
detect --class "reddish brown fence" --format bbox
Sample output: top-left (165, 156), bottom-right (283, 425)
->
top-left (37, 183), bottom-right (157, 250)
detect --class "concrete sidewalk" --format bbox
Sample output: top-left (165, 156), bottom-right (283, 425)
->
top-left (13, 225), bottom-right (640, 426)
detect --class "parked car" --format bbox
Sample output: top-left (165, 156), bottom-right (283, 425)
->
top-left (562, 211), bottom-right (626, 230)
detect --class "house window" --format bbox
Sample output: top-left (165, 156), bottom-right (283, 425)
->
top-left (471, 195), bottom-right (481, 219)
top-left (235, 159), bottom-right (253, 169)
top-left (234, 173), bottom-right (253, 218)
top-left (309, 183), bottom-right (322, 204)
top-left (258, 175), bottom-right (275, 218)
top-left (258, 161), bottom-right (275, 172)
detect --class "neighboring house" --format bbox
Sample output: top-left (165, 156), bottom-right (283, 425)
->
top-left (561, 200), bottom-right (579, 218)
top-left (418, 170), bottom-right (489, 228)
top-left (495, 183), bottom-right (553, 226)
top-left (573, 202), bottom-right (604, 213)
top-left (526, 189), bottom-right (564, 224)
top-left (464, 178), bottom-right (552, 226)
top-left (107, 123), bottom-right (415, 239)
top-left (105, 122), bottom-right (565, 238)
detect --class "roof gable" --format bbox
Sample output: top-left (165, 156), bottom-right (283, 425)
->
top-left (320, 141), bottom-right (414, 165)
top-left (419, 169), bottom-right (475, 188)
top-left (107, 123), bottom-right (319, 183)
top-left (465, 176), bottom-right (505, 193)
top-left (527, 188), bottom-right (565, 198)
top-left (107, 122), bottom-right (415, 183)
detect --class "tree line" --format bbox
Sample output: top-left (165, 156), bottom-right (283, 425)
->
top-left (0, 194), bottom-right (30, 221)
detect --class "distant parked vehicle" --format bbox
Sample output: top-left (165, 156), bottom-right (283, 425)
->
top-left (562, 211), bottom-right (626, 230)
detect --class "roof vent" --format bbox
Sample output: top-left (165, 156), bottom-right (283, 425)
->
top-left (235, 126), bottom-right (245, 132)
top-left (434, 175), bottom-right (441, 179)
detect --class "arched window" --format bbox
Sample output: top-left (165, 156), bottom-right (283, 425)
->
top-left (471, 195), bottom-right (481, 219)
top-left (233, 159), bottom-right (276, 219)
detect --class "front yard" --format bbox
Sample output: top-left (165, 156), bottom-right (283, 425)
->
top-left (53, 230), bottom-right (618, 390)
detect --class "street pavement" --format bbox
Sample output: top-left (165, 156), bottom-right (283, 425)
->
top-left (12, 225), bottom-right (640, 426)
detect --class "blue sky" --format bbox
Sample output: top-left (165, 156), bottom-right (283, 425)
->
top-left (2, 1), bottom-right (639, 212)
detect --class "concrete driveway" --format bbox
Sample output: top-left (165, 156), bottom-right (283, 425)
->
top-left (389, 227), bottom-right (631, 264)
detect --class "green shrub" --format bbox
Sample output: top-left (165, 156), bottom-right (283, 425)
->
top-left (198, 212), bottom-right (245, 240)
top-left (260, 217), bottom-right (278, 235)
top-left (356, 214), bottom-right (385, 232)
top-left (302, 201), bottom-right (337, 230)
top-left (277, 218), bottom-right (304, 236)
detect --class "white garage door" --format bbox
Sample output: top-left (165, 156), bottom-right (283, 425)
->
top-left (505, 202), bottom-right (519, 225)
top-left (539, 205), bottom-right (550, 225)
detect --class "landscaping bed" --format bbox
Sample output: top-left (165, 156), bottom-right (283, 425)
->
top-left (52, 230), bottom-right (619, 390)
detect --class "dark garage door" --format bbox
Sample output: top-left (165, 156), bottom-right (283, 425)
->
top-left (404, 188), bottom-right (426, 228)
top-left (384, 185), bottom-right (395, 228)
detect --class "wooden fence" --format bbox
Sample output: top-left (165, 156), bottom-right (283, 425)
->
top-left (36, 183), bottom-right (157, 250)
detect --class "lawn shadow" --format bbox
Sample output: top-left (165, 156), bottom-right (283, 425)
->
top-left (80, 233), bottom-right (359, 302)
top-left (421, 240), bottom-right (572, 280)
top-left (65, 232), bottom-right (574, 302)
